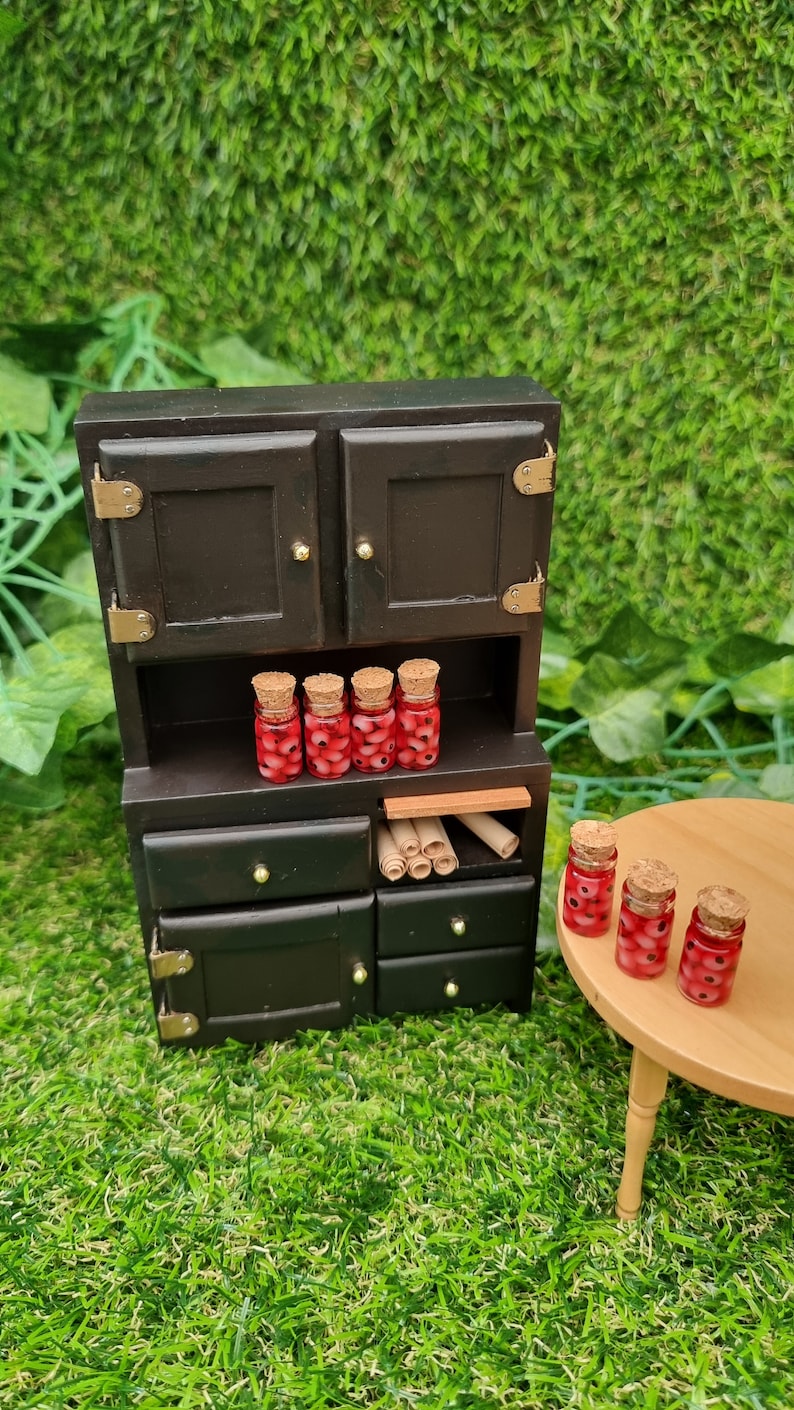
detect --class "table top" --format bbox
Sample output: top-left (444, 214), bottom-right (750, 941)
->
top-left (556, 797), bottom-right (794, 1116)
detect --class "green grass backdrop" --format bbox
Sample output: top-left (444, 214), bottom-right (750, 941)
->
top-left (2, 0), bottom-right (793, 640)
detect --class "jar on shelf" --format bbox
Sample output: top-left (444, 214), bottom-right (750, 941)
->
top-left (350, 667), bottom-right (396, 774)
top-left (395, 657), bottom-right (441, 770)
top-left (303, 673), bottom-right (351, 779)
top-left (677, 885), bottom-right (750, 1007)
top-left (562, 819), bottom-right (618, 936)
top-left (615, 858), bottom-right (678, 979)
top-left (252, 671), bottom-right (303, 783)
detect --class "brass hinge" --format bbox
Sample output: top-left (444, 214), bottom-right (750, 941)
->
top-left (157, 1003), bottom-right (200, 1041)
top-left (92, 465), bottom-right (144, 519)
top-left (107, 593), bottom-right (156, 644)
top-left (512, 440), bottom-right (557, 496)
top-left (148, 932), bottom-right (194, 980)
top-left (501, 565), bottom-right (545, 615)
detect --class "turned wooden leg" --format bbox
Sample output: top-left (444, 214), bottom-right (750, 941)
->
top-left (616, 1047), bottom-right (668, 1221)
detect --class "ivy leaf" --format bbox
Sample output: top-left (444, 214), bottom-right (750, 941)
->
top-left (759, 764), bottom-right (794, 801)
top-left (24, 624), bottom-right (115, 734)
top-left (776, 609), bottom-right (794, 646)
top-left (568, 652), bottom-right (637, 719)
top-left (730, 655), bottom-right (794, 716)
top-left (0, 663), bottom-right (86, 774)
top-left (698, 774), bottom-right (767, 800)
top-left (705, 633), bottom-right (791, 678)
top-left (199, 335), bottom-right (310, 387)
top-left (581, 606), bottom-right (685, 682)
top-left (538, 628), bottom-right (585, 710)
top-left (0, 353), bottom-right (52, 433)
top-left (588, 687), bottom-right (667, 762)
top-left (0, 751), bottom-right (65, 811)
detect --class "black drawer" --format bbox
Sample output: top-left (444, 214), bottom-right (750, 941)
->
top-left (377, 945), bottom-right (531, 1016)
top-left (144, 815), bottom-right (371, 909)
top-left (377, 876), bottom-right (535, 957)
top-left (156, 894), bottom-right (374, 1043)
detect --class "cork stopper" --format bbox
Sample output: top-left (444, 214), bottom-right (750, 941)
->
top-left (303, 672), bottom-right (345, 712)
top-left (570, 819), bottom-right (618, 862)
top-left (626, 857), bottom-right (678, 904)
top-left (251, 671), bottom-right (296, 711)
top-left (397, 657), bottom-right (440, 700)
top-left (696, 885), bottom-right (750, 933)
top-left (351, 666), bottom-right (393, 707)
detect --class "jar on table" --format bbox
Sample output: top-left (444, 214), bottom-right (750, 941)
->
top-left (350, 667), bottom-right (396, 774)
top-left (303, 673), bottom-right (351, 779)
top-left (562, 819), bottom-right (618, 937)
top-left (677, 885), bottom-right (750, 1007)
top-left (615, 858), bottom-right (678, 979)
top-left (396, 657), bottom-right (441, 770)
top-left (252, 671), bottom-right (303, 783)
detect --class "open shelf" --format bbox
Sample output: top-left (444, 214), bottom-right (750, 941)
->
top-left (376, 810), bottom-right (528, 889)
top-left (124, 697), bottom-right (548, 815)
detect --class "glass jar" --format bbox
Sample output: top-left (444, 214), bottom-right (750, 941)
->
top-left (303, 673), bottom-right (351, 779)
top-left (252, 671), bottom-right (303, 784)
top-left (677, 886), bottom-right (749, 1007)
top-left (396, 684), bottom-right (441, 769)
top-left (562, 819), bottom-right (618, 936)
top-left (614, 858), bottom-right (677, 979)
top-left (350, 667), bottom-right (396, 774)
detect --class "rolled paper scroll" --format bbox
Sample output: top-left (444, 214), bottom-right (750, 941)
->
top-left (454, 811), bottom-right (519, 859)
top-left (377, 823), bottom-right (406, 881)
top-left (431, 818), bottom-right (458, 876)
top-left (413, 815), bottom-right (448, 858)
top-left (407, 854), bottom-right (432, 880)
top-left (388, 817), bottom-right (422, 859)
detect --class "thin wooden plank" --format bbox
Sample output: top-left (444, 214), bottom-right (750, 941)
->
top-left (383, 786), bottom-right (531, 820)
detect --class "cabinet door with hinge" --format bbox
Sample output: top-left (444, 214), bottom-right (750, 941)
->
top-left (94, 431), bottom-right (322, 660)
top-left (152, 894), bottom-right (374, 1045)
top-left (342, 421), bottom-right (555, 642)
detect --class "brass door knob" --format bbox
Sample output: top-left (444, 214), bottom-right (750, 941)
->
top-left (252, 864), bottom-right (270, 885)
top-left (443, 979), bottom-right (460, 999)
top-left (292, 542), bottom-right (311, 561)
top-left (355, 541), bottom-right (375, 560)
top-left (352, 963), bottom-right (368, 986)
top-left (450, 917), bottom-right (466, 937)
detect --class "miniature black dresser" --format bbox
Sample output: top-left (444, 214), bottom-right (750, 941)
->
top-left (75, 378), bottom-right (559, 1046)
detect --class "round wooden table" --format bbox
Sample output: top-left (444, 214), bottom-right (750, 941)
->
top-left (556, 797), bottom-right (794, 1219)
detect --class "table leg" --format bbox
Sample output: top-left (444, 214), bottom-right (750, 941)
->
top-left (616, 1046), bottom-right (668, 1221)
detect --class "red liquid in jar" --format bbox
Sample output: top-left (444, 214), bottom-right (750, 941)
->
top-left (614, 883), bottom-right (676, 979)
top-left (562, 847), bottom-right (617, 936)
top-left (254, 699), bottom-right (303, 783)
top-left (677, 909), bottom-right (745, 1007)
top-left (304, 694), bottom-right (352, 779)
top-left (351, 694), bottom-right (396, 774)
top-left (396, 684), bottom-right (440, 770)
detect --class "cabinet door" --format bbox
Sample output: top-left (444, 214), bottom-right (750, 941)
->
top-left (98, 431), bottom-right (322, 660)
top-left (157, 894), bottom-right (373, 1044)
top-left (342, 420), bottom-right (550, 642)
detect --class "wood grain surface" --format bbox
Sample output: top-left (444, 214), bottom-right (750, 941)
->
top-left (556, 798), bottom-right (794, 1115)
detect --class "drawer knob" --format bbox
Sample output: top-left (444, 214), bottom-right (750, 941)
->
top-left (352, 963), bottom-right (369, 986)
top-left (252, 864), bottom-right (270, 885)
top-left (450, 916), bottom-right (467, 937)
top-left (292, 541), bottom-right (311, 562)
top-left (355, 540), bottom-right (375, 561)
top-left (443, 979), bottom-right (460, 999)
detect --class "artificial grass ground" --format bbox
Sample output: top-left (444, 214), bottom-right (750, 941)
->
top-left (2, 754), bottom-right (793, 1408)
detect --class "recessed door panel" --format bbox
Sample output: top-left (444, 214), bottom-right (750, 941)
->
top-left (158, 894), bottom-right (374, 1044)
top-left (342, 420), bottom-right (551, 642)
top-left (99, 431), bottom-right (322, 659)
